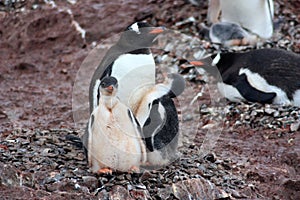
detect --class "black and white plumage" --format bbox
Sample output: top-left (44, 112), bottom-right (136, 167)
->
top-left (133, 74), bottom-right (185, 166)
top-left (190, 48), bottom-right (300, 106)
top-left (82, 22), bottom-right (165, 150)
top-left (89, 22), bottom-right (165, 113)
top-left (87, 77), bottom-right (146, 173)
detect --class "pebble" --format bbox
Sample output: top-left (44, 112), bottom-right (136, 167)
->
top-left (290, 121), bottom-right (300, 131)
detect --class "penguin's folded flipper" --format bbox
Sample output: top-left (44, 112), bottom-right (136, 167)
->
top-left (234, 74), bottom-right (276, 104)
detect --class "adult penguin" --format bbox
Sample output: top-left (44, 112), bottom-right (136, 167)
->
top-left (133, 73), bottom-right (185, 167)
top-left (190, 48), bottom-right (300, 106)
top-left (207, 0), bottom-right (274, 39)
top-left (89, 22), bottom-right (165, 112)
top-left (87, 77), bottom-right (146, 173)
top-left (82, 22), bottom-right (165, 150)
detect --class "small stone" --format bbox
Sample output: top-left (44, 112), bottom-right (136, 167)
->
top-left (290, 121), bottom-right (300, 131)
top-left (183, 114), bottom-right (193, 121)
top-left (82, 176), bottom-right (98, 189)
top-left (139, 171), bottom-right (154, 182)
top-left (265, 108), bottom-right (276, 115)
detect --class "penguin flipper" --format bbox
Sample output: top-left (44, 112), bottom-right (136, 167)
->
top-left (143, 99), bottom-right (164, 152)
top-left (234, 74), bottom-right (276, 104)
top-left (86, 114), bottom-right (95, 165)
top-left (81, 124), bottom-right (89, 160)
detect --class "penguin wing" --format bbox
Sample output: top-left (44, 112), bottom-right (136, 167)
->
top-left (143, 99), bottom-right (165, 152)
top-left (127, 109), bottom-right (147, 163)
top-left (87, 113), bottom-right (95, 165)
top-left (127, 109), bottom-right (142, 137)
top-left (234, 73), bottom-right (276, 103)
top-left (90, 62), bottom-right (114, 113)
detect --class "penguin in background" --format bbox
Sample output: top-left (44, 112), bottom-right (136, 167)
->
top-left (82, 22), bottom-right (165, 151)
top-left (190, 48), bottom-right (300, 107)
top-left (87, 76), bottom-right (146, 173)
top-left (133, 73), bottom-right (185, 167)
top-left (209, 22), bottom-right (258, 47)
top-left (207, 0), bottom-right (274, 39)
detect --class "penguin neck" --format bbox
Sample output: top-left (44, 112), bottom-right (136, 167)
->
top-left (199, 54), bottom-right (232, 79)
top-left (211, 53), bottom-right (235, 74)
top-left (116, 41), bottom-right (152, 55)
top-left (129, 48), bottom-right (151, 55)
top-left (100, 95), bottom-right (119, 110)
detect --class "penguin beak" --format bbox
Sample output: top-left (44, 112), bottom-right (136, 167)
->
top-left (189, 61), bottom-right (204, 66)
top-left (149, 27), bottom-right (165, 34)
top-left (106, 85), bottom-right (114, 92)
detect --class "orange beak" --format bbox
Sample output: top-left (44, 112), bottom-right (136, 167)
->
top-left (149, 27), bottom-right (165, 34)
top-left (189, 61), bottom-right (204, 66)
top-left (106, 85), bottom-right (114, 91)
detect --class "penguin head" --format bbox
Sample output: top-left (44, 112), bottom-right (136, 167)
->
top-left (120, 22), bottom-right (165, 49)
top-left (165, 73), bottom-right (185, 98)
top-left (99, 76), bottom-right (118, 96)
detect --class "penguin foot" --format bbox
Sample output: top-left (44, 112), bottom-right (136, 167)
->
top-left (129, 166), bottom-right (140, 173)
top-left (97, 168), bottom-right (113, 174)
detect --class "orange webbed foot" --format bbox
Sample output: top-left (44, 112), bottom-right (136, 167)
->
top-left (129, 166), bottom-right (140, 173)
top-left (97, 168), bottom-right (113, 174)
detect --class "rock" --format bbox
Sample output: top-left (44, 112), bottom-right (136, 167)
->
top-left (171, 178), bottom-right (229, 199)
top-left (265, 108), bottom-right (276, 115)
top-left (290, 121), bottom-right (300, 131)
top-left (0, 162), bottom-right (20, 187)
top-left (139, 171), bottom-right (155, 182)
top-left (82, 176), bottom-right (98, 190)
top-left (110, 185), bottom-right (133, 200)
top-left (130, 189), bottom-right (152, 200)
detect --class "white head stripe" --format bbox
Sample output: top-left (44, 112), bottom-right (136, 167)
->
top-left (130, 22), bottom-right (141, 34)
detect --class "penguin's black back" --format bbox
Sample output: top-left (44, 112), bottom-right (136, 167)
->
top-left (216, 49), bottom-right (300, 99)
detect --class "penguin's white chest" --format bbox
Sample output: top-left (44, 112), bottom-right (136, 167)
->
top-left (111, 54), bottom-right (156, 106)
top-left (217, 82), bottom-right (245, 102)
top-left (88, 102), bottom-right (145, 172)
top-left (220, 0), bottom-right (273, 38)
top-left (292, 90), bottom-right (300, 107)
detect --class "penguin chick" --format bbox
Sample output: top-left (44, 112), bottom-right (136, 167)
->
top-left (87, 77), bottom-right (147, 173)
top-left (190, 48), bottom-right (300, 106)
top-left (209, 22), bottom-right (258, 47)
top-left (132, 74), bottom-right (185, 167)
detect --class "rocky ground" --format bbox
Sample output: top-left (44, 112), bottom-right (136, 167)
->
top-left (0, 0), bottom-right (299, 199)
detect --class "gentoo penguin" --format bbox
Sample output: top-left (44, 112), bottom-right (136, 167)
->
top-left (207, 0), bottom-right (274, 39)
top-left (190, 48), bottom-right (300, 106)
top-left (209, 22), bottom-right (258, 47)
top-left (87, 77), bottom-right (146, 173)
top-left (89, 22), bottom-right (165, 113)
top-left (132, 73), bottom-right (185, 166)
top-left (82, 22), bottom-right (165, 151)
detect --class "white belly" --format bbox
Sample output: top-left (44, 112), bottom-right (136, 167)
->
top-left (111, 54), bottom-right (155, 106)
top-left (88, 103), bottom-right (144, 172)
top-left (220, 0), bottom-right (273, 38)
top-left (293, 90), bottom-right (300, 107)
top-left (217, 82), bottom-right (245, 102)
